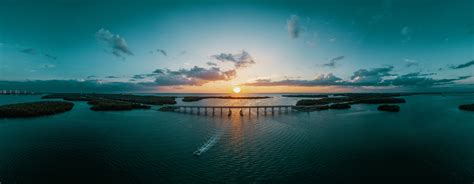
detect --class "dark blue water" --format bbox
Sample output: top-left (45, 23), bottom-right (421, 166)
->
top-left (0, 94), bottom-right (473, 183)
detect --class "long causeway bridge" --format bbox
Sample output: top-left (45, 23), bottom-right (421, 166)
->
top-left (164, 105), bottom-right (299, 116)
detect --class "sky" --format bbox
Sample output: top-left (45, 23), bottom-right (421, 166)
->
top-left (0, 0), bottom-right (473, 93)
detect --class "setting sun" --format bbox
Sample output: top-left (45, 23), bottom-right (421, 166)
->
top-left (233, 86), bottom-right (241, 93)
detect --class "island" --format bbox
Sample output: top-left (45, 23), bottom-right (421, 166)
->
top-left (88, 99), bottom-right (151, 111)
top-left (0, 101), bottom-right (74, 118)
top-left (282, 94), bottom-right (329, 98)
top-left (329, 103), bottom-right (351, 109)
top-left (377, 105), bottom-right (400, 112)
top-left (43, 93), bottom-right (175, 111)
top-left (293, 93), bottom-right (407, 112)
top-left (182, 96), bottom-right (271, 102)
top-left (42, 93), bottom-right (90, 101)
top-left (43, 93), bottom-right (177, 105)
top-left (459, 104), bottom-right (474, 111)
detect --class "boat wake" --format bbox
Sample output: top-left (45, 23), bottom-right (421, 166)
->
top-left (193, 130), bottom-right (225, 157)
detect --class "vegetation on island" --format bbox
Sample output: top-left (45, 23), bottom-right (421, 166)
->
top-left (43, 93), bottom-right (174, 111)
top-left (459, 104), bottom-right (474, 111)
top-left (0, 101), bottom-right (74, 118)
top-left (88, 99), bottom-right (151, 111)
top-left (282, 94), bottom-right (328, 98)
top-left (329, 103), bottom-right (351, 109)
top-left (89, 94), bottom-right (176, 105)
top-left (294, 93), bottom-right (407, 112)
top-left (377, 105), bottom-right (400, 112)
top-left (293, 105), bottom-right (330, 112)
top-left (182, 96), bottom-right (271, 102)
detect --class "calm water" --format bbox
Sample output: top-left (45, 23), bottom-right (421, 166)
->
top-left (0, 94), bottom-right (473, 183)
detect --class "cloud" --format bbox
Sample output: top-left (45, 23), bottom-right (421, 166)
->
top-left (401, 26), bottom-right (412, 42)
top-left (244, 65), bottom-right (470, 88)
top-left (152, 69), bottom-right (165, 74)
top-left (44, 53), bottom-right (57, 60)
top-left (404, 59), bottom-right (419, 67)
top-left (206, 62), bottom-right (218, 66)
top-left (387, 73), bottom-right (469, 87)
top-left (287, 15), bottom-right (301, 39)
top-left (134, 66), bottom-right (238, 86)
top-left (350, 66), bottom-right (395, 85)
top-left (321, 56), bottom-right (345, 68)
top-left (0, 80), bottom-right (152, 93)
top-left (244, 73), bottom-right (343, 86)
top-left (105, 76), bottom-right (119, 79)
top-left (20, 48), bottom-right (36, 55)
top-left (131, 74), bottom-right (146, 80)
top-left (322, 61), bottom-right (337, 68)
top-left (95, 28), bottom-right (133, 58)
top-left (211, 50), bottom-right (256, 68)
top-left (87, 75), bottom-right (98, 79)
top-left (151, 49), bottom-right (167, 56)
top-left (330, 56), bottom-right (345, 62)
top-left (40, 64), bottom-right (56, 69)
top-left (449, 60), bottom-right (474, 69)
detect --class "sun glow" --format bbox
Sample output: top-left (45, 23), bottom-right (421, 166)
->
top-left (233, 86), bottom-right (241, 93)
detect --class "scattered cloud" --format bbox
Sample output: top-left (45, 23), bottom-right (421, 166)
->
top-left (40, 64), bottom-right (56, 69)
top-left (401, 26), bottom-right (412, 42)
top-left (287, 15), bottom-right (301, 39)
top-left (43, 53), bottom-right (57, 60)
top-left (206, 62), bottom-right (218, 66)
top-left (211, 50), bottom-right (256, 68)
top-left (130, 66), bottom-right (238, 86)
top-left (404, 59), bottom-right (419, 67)
top-left (152, 69), bottom-right (165, 74)
top-left (449, 60), bottom-right (474, 69)
top-left (154, 49), bottom-right (167, 56)
top-left (330, 56), bottom-right (345, 62)
top-left (95, 28), bottom-right (133, 58)
top-left (322, 56), bottom-right (344, 67)
top-left (322, 61), bottom-right (337, 68)
top-left (244, 73), bottom-right (343, 86)
top-left (20, 48), bottom-right (36, 55)
top-left (244, 65), bottom-right (469, 88)
top-left (350, 66), bottom-right (395, 85)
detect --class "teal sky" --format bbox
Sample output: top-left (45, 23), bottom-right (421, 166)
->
top-left (0, 0), bottom-right (473, 92)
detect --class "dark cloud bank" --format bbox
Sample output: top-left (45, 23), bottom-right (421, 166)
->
top-left (1, 59), bottom-right (471, 92)
top-left (245, 66), bottom-right (471, 88)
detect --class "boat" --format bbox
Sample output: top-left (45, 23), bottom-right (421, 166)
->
top-left (193, 150), bottom-right (203, 156)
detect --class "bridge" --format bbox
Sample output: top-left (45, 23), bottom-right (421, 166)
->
top-left (164, 105), bottom-right (300, 116)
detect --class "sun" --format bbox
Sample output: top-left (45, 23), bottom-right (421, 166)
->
top-left (233, 86), bottom-right (241, 93)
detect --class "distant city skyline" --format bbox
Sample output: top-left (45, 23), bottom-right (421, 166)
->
top-left (0, 0), bottom-right (473, 93)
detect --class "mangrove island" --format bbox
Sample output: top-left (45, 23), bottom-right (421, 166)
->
top-left (0, 101), bottom-right (74, 118)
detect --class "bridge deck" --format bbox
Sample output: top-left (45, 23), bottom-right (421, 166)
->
top-left (171, 105), bottom-right (295, 108)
